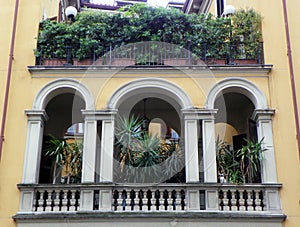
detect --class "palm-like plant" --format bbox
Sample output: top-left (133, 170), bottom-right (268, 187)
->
top-left (216, 137), bottom-right (266, 184)
top-left (216, 138), bottom-right (239, 183)
top-left (237, 138), bottom-right (266, 183)
top-left (114, 115), bottom-right (144, 173)
top-left (134, 133), bottom-right (162, 182)
top-left (44, 135), bottom-right (82, 184)
top-left (114, 115), bottom-right (185, 183)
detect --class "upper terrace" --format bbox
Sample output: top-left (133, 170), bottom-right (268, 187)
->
top-left (34, 5), bottom-right (264, 67)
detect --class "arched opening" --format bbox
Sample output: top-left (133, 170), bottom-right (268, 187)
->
top-left (215, 91), bottom-right (262, 184)
top-left (39, 92), bottom-right (85, 184)
top-left (215, 92), bottom-right (256, 145)
top-left (113, 97), bottom-right (185, 184)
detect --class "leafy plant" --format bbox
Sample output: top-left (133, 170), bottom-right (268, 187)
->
top-left (216, 137), bottom-right (266, 184)
top-left (114, 115), bottom-right (184, 183)
top-left (34, 5), bottom-right (262, 63)
top-left (44, 135), bottom-right (82, 184)
top-left (237, 138), bottom-right (266, 183)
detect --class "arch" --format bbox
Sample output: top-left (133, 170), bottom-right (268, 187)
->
top-left (107, 78), bottom-right (193, 110)
top-left (205, 78), bottom-right (268, 109)
top-left (33, 78), bottom-right (95, 110)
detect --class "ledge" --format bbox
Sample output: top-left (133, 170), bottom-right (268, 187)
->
top-left (27, 64), bottom-right (273, 75)
top-left (16, 182), bottom-right (283, 189)
top-left (13, 211), bottom-right (286, 222)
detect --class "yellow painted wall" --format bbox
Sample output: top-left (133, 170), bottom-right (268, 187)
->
top-left (1, 0), bottom-right (300, 226)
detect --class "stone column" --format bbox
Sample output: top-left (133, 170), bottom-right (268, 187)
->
top-left (253, 109), bottom-right (278, 183)
top-left (22, 110), bottom-right (48, 183)
top-left (81, 111), bottom-right (97, 183)
top-left (182, 109), bottom-right (200, 183)
top-left (202, 115), bottom-right (217, 183)
top-left (182, 109), bottom-right (217, 183)
top-left (96, 110), bottom-right (117, 183)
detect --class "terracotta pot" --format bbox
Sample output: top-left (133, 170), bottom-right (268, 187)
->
top-left (206, 58), bottom-right (226, 65)
top-left (73, 59), bottom-right (93, 66)
top-left (110, 58), bottom-right (135, 66)
top-left (43, 59), bottom-right (67, 66)
top-left (164, 58), bottom-right (191, 65)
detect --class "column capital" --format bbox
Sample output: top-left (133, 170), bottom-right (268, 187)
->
top-left (181, 108), bottom-right (217, 120)
top-left (25, 110), bottom-right (48, 122)
top-left (82, 109), bottom-right (118, 120)
top-left (252, 109), bottom-right (275, 121)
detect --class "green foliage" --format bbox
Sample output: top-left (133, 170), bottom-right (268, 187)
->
top-left (35, 5), bottom-right (262, 62)
top-left (216, 137), bottom-right (266, 184)
top-left (237, 138), bottom-right (266, 183)
top-left (114, 115), bottom-right (184, 183)
top-left (231, 8), bottom-right (262, 59)
top-left (44, 135), bottom-right (82, 184)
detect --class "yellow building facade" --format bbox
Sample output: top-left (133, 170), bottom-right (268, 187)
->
top-left (0, 0), bottom-right (299, 227)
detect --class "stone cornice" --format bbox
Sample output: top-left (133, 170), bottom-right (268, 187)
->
top-left (27, 65), bottom-right (273, 76)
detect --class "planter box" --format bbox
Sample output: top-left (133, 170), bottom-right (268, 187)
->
top-left (73, 59), bottom-right (93, 66)
top-left (205, 58), bottom-right (226, 65)
top-left (110, 58), bottom-right (135, 66)
top-left (43, 58), bottom-right (67, 66)
top-left (164, 58), bottom-right (191, 66)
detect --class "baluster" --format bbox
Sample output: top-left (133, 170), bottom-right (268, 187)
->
top-left (125, 190), bottom-right (131, 211)
top-left (175, 190), bottom-right (181, 211)
top-left (42, 190), bottom-right (48, 211)
top-left (223, 190), bottom-right (230, 211)
top-left (167, 190), bottom-right (173, 211)
top-left (247, 190), bottom-right (254, 211)
top-left (142, 190), bottom-right (148, 211)
top-left (61, 190), bottom-right (68, 211)
top-left (150, 190), bottom-right (156, 211)
top-left (231, 190), bottom-right (238, 211)
top-left (69, 190), bottom-right (76, 211)
top-left (159, 189), bottom-right (164, 211)
top-left (254, 190), bottom-right (262, 211)
top-left (116, 190), bottom-right (123, 211)
top-left (134, 190), bottom-right (140, 211)
top-left (239, 190), bottom-right (246, 211)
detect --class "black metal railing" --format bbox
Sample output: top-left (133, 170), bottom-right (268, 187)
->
top-left (35, 41), bottom-right (264, 66)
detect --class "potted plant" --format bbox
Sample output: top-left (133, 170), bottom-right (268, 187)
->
top-left (35, 20), bottom-right (72, 66)
top-left (44, 135), bottom-right (82, 184)
top-left (216, 138), bottom-right (266, 184)
top-left (114, 115), bottom-right (184, 183)
top-left (73, 38), bottom-right (104, 65)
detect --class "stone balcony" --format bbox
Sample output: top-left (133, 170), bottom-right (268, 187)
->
top-left (15, 183), bottom-right (285, 221)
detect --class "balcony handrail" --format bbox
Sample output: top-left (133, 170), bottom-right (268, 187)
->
top-left (35, 41), bottom-right (265, 66)
top-left (17, 182), bottom-right (282, 214)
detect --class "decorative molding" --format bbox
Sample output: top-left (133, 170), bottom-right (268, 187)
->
top-left (107, 77), bottom-right (193, 109)
top-left (33, 78), bottom-right (95, 110)
top-left (205, 77), bottom-right (268, 109)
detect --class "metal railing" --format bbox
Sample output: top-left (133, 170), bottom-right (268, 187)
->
top-left (35, 41), bottom-right (264, 66)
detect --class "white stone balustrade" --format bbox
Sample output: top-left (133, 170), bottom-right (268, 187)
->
top-left (17, 183), bottom-right (282, 214)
